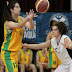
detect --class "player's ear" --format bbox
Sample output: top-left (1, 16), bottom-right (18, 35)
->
top-left (10, 8), bottom-right (13, 13)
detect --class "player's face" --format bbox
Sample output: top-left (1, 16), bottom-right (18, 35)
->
top-left (11, 3), bottom-right (21, 15)
top-left (52, 26), bottom-right (61, 37)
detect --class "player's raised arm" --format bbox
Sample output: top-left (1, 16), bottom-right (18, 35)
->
top-left (19, 9), bottom-right (38, 30)
top-left (6, 9), bottom-right (38, 30)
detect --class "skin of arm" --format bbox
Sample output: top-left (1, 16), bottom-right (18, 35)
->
top-left (46, 32), bottom-right (52, 41)
top-left (18, 51), bottom-right (21, 64)
top-left (61, 37), bottom-right (72, 49)
top-left (45, 32), bottom-right (52, 53)
top-left (22, 41), bottom-right (51, 50)
top-left (6, 9), bottom-right (38, 30)
top-left (36, 52), bottom-right (48, 65)
top-left (6, 16), bottom-right (32, 30)
top-left (19, 16), bottom-right (34, 29)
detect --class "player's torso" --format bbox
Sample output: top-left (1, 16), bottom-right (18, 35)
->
top-left (1, 17), bottom-right (24, 51)
top-left (38, 50), bottom-right (48, 63)
top-left (20, 49), bottom-right (31, 64)
top-left (51, 35), bottom-right (72, 65)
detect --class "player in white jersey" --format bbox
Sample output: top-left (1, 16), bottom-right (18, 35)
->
top-left (51, 35), bottom-right (72, 72)
top-left (23, 22), bottom-right (72, 72)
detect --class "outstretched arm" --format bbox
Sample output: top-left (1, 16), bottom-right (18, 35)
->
top-left (45, 32), bottom-right (52, 52)
top-left (22, 41), bottom-right (51, 50)
top-left (19, 9), bottom-right (37, 30)
top-left (46, 32), bottom-right (51, 41)
top-left (19, 16), bottom-right (34, 30)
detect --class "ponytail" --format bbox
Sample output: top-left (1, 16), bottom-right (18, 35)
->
top-left (2, 4), bottom-right (12, 23)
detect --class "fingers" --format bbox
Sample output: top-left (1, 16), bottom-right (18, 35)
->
top-left (64, 39), bottom-right (69, 44)
top-left (64, 38), bottom-right (71, 44)
top-left (34, 13), bottom-right (38, 17)
top-left (27, 9), bottom-right (38, 19)
top-left (29, 9), bottom-right (32, 14)
top-left (29, 9), bottom-right (34, 14)
top-left (31, 9), bottom-right (34, 13)
top-left (26, 12), bottom-right (28, 16)
top-left (64, 38), bottom-right (71, 48)
top-left (61, 41), bottom-right (70, 48)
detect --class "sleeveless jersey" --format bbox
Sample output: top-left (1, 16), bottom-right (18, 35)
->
top-left (38, 50), bottom-right (48, 63)
top-left (51, 35), bottom-right (72, 65)
top-left (1, 17), bottom-right (24, 51)
top-left (20, 49), bottom-right (31, 64)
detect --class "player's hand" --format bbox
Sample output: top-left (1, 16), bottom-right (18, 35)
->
top-left (26, 9), bottom-right (38, 20)
top-left (46, 63), bottom-right (48, 66)
top-left (61, 38), bottom-right (71, 48)
top-left (22, 43), bottom-right (28, 48)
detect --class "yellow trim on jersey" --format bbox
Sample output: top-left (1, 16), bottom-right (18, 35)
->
top-left (48, 31), bottom-right (61, 68)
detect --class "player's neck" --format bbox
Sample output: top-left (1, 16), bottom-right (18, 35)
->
top-left (12, 14), bottom-right (18, 22)
top-left (56, 35), bottom-right (62, 44)
top-left (42, 50), bottom-right (45, 54)
top-left (23, 48), bottom-right (27, 52)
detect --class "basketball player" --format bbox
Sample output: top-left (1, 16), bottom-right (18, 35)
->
top-left (46, 20), bottom-right (61, 72)
top-left (1, 1), bottom-right (37, 72)
top-left (19, 41), bottom-right (37, 72)
top-left (36, 48), bottom-right (48, 72)
top-left (23, 22), bottom-right (72, 72)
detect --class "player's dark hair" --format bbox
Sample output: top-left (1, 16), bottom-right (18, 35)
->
top-left (2, 0), bottom-right (18, 23)
top-left (50, 20), bottom-right (58, 30)
top-left (53, 22), bottom-right (68, 35)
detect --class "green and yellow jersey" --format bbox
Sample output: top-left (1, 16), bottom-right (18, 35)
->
top-left (48, 31), bottom-right (61, 68)
top-left (20, 49), bottom-right (32, 64)
top-left (38, 50), bottom-right (48, 63)
top-left (1, 17), bottom-right (24, 51)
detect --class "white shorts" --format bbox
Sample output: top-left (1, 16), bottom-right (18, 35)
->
top-left (54, 63), bottom-right (72, 72)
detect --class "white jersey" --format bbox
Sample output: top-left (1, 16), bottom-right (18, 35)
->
top-left (51, 35), bottom-right (72, 65)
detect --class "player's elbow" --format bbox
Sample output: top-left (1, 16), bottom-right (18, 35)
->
top-left (16, 24), bottom-right (23, 28)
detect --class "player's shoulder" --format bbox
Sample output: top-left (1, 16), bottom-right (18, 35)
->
top-left (51, 37), bottom-right (55, 41)
top-left (50, 37), bottom-right (57, 45)
top-left (5, 20), bottom-right (13, 24)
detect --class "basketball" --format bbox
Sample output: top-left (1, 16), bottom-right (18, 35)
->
top-left (35, 0), bottom-right (50, 13)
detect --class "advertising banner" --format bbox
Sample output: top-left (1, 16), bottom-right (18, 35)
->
top-left (20, 12), bottom-right (72, 42)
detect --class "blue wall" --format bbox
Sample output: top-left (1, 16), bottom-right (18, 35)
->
top-left (20, 12), bottom-right (72, 42)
